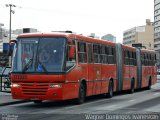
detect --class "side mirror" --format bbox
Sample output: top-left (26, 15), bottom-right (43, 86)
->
top-left (8, 40), bottom-right (16, 56)
top-left (69, 46), bottom-right (75, 60)
top-left (9, 40), bottom-right (17, 44)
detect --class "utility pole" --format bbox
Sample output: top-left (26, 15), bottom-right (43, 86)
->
top-left (5, 4), bottom-right (16, 65)
top-left (5, 4), bottom-right (16, 42)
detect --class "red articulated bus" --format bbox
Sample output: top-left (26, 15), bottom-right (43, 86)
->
top-left (10, 31), bottom-right (157, 104)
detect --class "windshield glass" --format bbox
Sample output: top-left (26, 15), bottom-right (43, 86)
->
top-left (0, 66), bottom-right (4, 73)
top-left (12, 37), bottom-right (66, 73)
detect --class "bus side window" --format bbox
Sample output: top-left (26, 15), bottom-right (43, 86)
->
top-left (101, 45), bottom-right (106, 64)
top-left (93, 44), bottom-right (101, 63)
top-left (108, 47), bottom-right (112, 64)
top-left (108, 47), bottom-right (116, 64)
top-left (78, 41), bottom-right (87, 63)
top-left (66, 41), bottom-right (76, 71)
top-left (124, 50), bottom-right (126, 65)
top-left (134, 52), bottom-right (137, 66)
top-left (124, 50), bottom-right (129, 65)
top-left (154, 54), bottom-right (157, 66)
top-left (112, 47), bottom-right (116, 64)
top-left (149, 54), bottom-right (152, 66)
top-left (88, 44), bottom-right (93, 63)
top-left (105, 46), bottom-right (109, 64)
top-left (141, 53), bottom-right (144, 66)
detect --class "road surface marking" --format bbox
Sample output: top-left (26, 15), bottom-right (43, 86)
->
top-left (106, 105), bottom-right (117, 108)
top-left (128, 99), bottom-right (135, 102)
top-left (153, 93), bottom-right (159, 96)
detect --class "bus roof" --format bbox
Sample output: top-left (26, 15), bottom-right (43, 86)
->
top-left (17, 32), bottom-right (116, 46)
top-left (141, 49), bottom-right (156, 53)
top-left (17, 32), bottom-right (72, 38)
top-left (16, 32), bottom-right (156, 53)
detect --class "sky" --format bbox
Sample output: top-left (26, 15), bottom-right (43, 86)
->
top-left (0, 0), bottom-right (154, 43)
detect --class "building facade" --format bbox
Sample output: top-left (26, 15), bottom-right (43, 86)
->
top-left (123, 19), bottom-right (154, 50)
top-left (0, 23), bottom-right (4, 43)
top-left (155, 0), bottom-right (160, 67)
top-left (0, 27), bottom-right (38, 43)
top-left (154, 0), bottom-right (160, 51)
top-left (101, 34), bottom-right (116, 43)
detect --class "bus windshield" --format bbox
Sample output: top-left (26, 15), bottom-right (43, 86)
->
top-left (12, 37), bottom-right (66, 73)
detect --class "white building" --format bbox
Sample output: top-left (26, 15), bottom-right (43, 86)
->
top-left (1, 28), bottom-right (38, 43)
top-left (0, 23), bottom-right (4, 43)
top-left (101, 34), bottom-right (116, 43)
top-left (123, 19), bottom-right (154, 50)
top-left (154, 0), bottom-right (160, 51)
top-left (0, 43), bottom-right (3, 52)
top-left (154, 0), bottom-right (160, 67)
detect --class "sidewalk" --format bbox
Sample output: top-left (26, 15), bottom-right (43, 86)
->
top-left (0, 92), bottom-right (29, 106)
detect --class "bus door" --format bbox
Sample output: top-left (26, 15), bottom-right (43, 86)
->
top-left (128, 51), bottom-right (137, 89)
top-left (143, 53), bottom-right (150, 87)
top-left (123, 50), bottom-right (131, 90)
top-left (128, 51), bottom-right (132, 89)
top-left (87, 43), bottom-right (94, 96)
top-left (92, 44), bottom-right (101, 95)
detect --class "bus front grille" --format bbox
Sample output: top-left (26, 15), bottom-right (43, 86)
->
top-left (21, 83), bottom-right (49, 96)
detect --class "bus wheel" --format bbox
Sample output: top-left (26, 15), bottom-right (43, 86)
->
top-left (130, 79), bottom-right (135, 93)
top-left (76, 83), bottom-right (86, 104)
top-left (33, 100), bottom-right (42, 104)
top-left (108, 81), bottom-right (113, 98)
top-left (147, 78), bottom-right (152, 90)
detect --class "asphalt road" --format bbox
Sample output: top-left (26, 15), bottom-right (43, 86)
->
top-left (0, 82), bottom-right (160, 120)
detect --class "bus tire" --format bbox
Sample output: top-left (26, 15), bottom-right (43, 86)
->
top-left (76, 83), bottom-right (86, 104)
top-left (108, 80), bottom-right (113, 98)
top-left (147, 77), bottom-right (152, 90)
top-left (33, 100), bottom-right (42, 104)
top-left (130, 79), bottom-right (135, 93)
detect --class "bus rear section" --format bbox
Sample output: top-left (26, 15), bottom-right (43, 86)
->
top-left (139, 50), bottom-right (157, 89)
top-left (116, 44), bottom-right (157, 92)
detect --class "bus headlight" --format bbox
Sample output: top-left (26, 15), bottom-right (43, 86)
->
top-left (11, 83), bottom-right (21, 88)
top-left (50, 84), bottom-right (62, 88)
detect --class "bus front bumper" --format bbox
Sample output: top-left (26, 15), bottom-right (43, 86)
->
top-left (11, 82), bottom-right (79, 101)
top-left (11, 83), bottom-right (64, 101)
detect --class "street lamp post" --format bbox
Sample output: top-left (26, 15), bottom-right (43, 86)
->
top-left (5, 4), bottom-right (16, 42)
top-left (5, 4), bottom-right (16, 57)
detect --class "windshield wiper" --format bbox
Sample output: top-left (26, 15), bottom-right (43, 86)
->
top-left (22, 58), bottom-right (33, 73)
top-left (22, 51), bottom-right (35, 73)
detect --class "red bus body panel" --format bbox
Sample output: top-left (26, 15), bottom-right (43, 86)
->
top-left (11, 33), bottom-right (157, 101)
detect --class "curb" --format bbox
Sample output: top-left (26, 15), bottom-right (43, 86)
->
top-left (0, 100), bottom-right (30, 106)
top-left (0, 92), bottom-right (31, 106)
